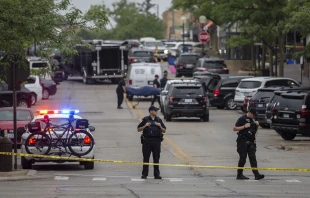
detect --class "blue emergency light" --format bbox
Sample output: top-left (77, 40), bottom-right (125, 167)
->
top-left (38, 109), bottom-right (80, 115)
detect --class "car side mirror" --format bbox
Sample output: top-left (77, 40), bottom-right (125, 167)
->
top-left (89, 126), bottom-right (95, 132)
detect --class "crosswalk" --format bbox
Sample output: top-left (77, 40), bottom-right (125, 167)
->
top-left (52, 175), bottom-right (304, 184)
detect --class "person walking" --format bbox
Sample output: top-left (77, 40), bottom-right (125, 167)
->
top-left (137, 106), bottom-right (166, 179)
top-left (160, 72), bottom-right (168, 89)
top-left (151, 75), bottom-right (160, 107)
top-left (116, 76), bottom-right (127, 109)
top-left (233, 108), bottom-right (265, 180)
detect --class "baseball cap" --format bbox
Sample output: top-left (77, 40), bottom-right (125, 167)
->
top-left (149, 105), bottom-right (159, 112)
top-left (248, 108), bottom-right (257, 115)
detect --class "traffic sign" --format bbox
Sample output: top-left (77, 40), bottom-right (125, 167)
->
top-left (199, 32), bottom-right (210, 43)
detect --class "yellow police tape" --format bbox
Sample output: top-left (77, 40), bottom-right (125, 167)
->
top-left (0, 152), bottom-right (309, 172)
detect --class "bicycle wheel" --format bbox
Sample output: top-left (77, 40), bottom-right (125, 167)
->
top-left (67, 130), bottom-right (95, 157)
top-left (24, 132), bottom-right (52, 155)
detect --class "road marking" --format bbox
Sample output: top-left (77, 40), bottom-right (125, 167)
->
top-left (286, 179), bottom-right (301, 183)
top-left (131, 178), bottom-right (145, 182)
top-left (216, 179), bottom-right (225, 182)
top-left (169, 179), bottom-right (183, 182)
top-left (92, 177), bottom-right (106, 181)
top-left (54, 176), bottom-right (69, 180)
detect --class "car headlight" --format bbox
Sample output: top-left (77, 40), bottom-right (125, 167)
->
top-left (164, 50), bottom-right (168, 54)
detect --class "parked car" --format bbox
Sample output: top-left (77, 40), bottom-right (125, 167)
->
top-left (174, 53), bottom-right (200, 77)
top-left (163, 81), bottom-right (209, 122)
top-left (128, 48), bottom-right (155, 64)
top-left (0, 107), bottom-right (34, 145)
top-left (193, 57), bottom-right (229, 74)
top-left (234, 77), bottom-right (301, 109)
top-left (24, 76), bottom-right (43, 105)
top-left (210, 76), bottom-right (252, 110)
top-left (0, 82), bottom-right (32, 108)
top-left (40, 77), bottom-right (57, 100)
top-left (271, 90), bottom-right (310, 140)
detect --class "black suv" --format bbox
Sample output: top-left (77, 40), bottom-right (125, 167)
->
top-left (210, 76), bottom-right (252, 110)
top-left (128, 48), bottom-right (155, 64)
top-left (175, 53), bottom-right (200, 77)
top-left (163, 82), bottom-right (209, 122)
top-left (271, 90), bottom-right (310, 140)
top-left (194, 57), bottom-right (229, 74)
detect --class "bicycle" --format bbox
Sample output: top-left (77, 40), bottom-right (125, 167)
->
top-left (24, 113), bottom-right (95, 157)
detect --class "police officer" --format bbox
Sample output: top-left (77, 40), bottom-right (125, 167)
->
top-left (233, 108), bottom-right (265, 180)
top-left (137, 106), bottom-right (166, 179)
top-left (116, 76), bottom-right (127, 109)
top-left (160, 71), bottom-right (168, 89)
top-left (151, 75), bottom-right (160, 106)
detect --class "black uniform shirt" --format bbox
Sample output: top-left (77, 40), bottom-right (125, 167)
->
top-left (153, 79), bottom-right (160, 88)
top-left (138, 116), bottom-right (166, 137)
top-left (160, 77), bottom-right (168, 89)
top-left (116, 79), bottom-right (126, 93)
top-left (235, 114), bottom-right (255, 138)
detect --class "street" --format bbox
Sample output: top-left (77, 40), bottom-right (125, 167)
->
top-left (1, 65), bottom-right (310, 198)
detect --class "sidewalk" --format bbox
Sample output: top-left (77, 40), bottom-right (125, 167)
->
top-left (0, 170), bottom-right (50, 181)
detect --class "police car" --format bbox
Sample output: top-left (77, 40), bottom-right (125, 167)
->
top-left (20, 109), bottom-right (96, 170)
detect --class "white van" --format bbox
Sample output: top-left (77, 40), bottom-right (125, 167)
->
top-left (234, 77), bottom-right (301, 107)
top-left (127, 63), bottom-right (162, 88)
top-left (27, 57), bottom-right (53, 80)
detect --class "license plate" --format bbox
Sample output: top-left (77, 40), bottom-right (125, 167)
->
top-left (186, 64), bottom-right (193, 68)
top-left (185, 99), bottom-right (192, 103)
top-left (283, 114), bottom-right (289, 118)
top-left (244, 92), bottom-right (250, 96)
top-left (258, 104), bottom-right (263, 108)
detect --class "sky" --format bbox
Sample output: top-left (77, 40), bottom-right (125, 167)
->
top-left (70, 0), bottom-right (172, 18)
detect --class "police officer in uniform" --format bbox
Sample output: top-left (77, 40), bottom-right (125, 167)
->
top-left (137, 106), bottom-right (166, 179)
top-left (160, 71), bottom-right (168, 89)
top-left (151, 75), bottom-right (161, 107)
top-left (233, 108), bottom-right (265, 180)
top-left (116, 76), bottom-right (127, 109)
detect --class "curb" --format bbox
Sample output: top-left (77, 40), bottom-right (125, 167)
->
top-left (0, 175), bottom-right (51, 182)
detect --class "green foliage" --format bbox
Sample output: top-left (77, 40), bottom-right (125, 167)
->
top-left (0, 0), bottom-right (109, 80)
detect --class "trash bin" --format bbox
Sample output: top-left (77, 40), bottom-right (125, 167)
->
top-left (0, 135), bottom-right (13, 172)
top-left (261, 69), bottom-right (269, 76)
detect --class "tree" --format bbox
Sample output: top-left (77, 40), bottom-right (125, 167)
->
top-left (0, 0), bottom-right (109, 80)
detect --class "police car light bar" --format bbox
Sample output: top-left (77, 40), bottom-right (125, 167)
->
top-left (38, 110), bottom-right (79, 115)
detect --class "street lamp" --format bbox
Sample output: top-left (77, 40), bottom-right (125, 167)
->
top-left (181, 16), bottom-right (186, 52)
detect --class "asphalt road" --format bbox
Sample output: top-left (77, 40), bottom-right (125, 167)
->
top-left (1, 64), bottom-right (310, 198)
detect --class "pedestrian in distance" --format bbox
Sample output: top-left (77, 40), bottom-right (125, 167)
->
top-left (116, 76), bottom-right (127, 109)
top-left (137, 106), bottom-right (166, 179)
top-left (233, 108), bottom-right (265, 180)
top-left (151, 75), bottom-right (161, 107)
top-left (160, 72), bottom-right (168, 89)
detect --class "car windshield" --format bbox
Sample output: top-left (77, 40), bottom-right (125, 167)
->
top-left (277, 95), bottom-right (304, 107)
top-left (0, 110), bottom-right (32, 121)
top-left (145, 42), bottom-right (164, 47)
top-left (132, 51), bottom-right (153, 57)
top-left (179, 55), bottom-right (199, 63)
top-left (35, 118), bottom-right (77, 130)
top-left (238, 81), bottom-right (262, 89)
top-left (166, 44), bottom-right (176, 47)
top-left (173, 87), bottom-right (203, 96)
top-left (203, 61), bottom-right (226, 69)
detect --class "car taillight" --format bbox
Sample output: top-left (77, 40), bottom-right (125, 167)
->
top-left (271, 103), bottom-right (276, 113)
top-left (214, 89), bottom-right (220, 97)
top-left (169, 96), bottom-right (174, 102)
top-left (83, 136), bottom-right (92, 144)
top-left (130, 58), bottom-right (136, 63)
top-left (28, 137), bottom-right (36, 145)
top-left (129, 80), bottom-right (132, 85)
top-left (301, 105), bottom-right (309, 116)
top-left (222, 67), bottom-right (228, 71)
top-left (177, 63), bottom-right (184, 67)
top-left (200, 68), bottom-right (208, 71)
top-left (203, 96), bottom-right (207, 102)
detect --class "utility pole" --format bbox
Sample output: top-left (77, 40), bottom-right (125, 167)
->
top-left (12, 56), bottom-right (17, 170)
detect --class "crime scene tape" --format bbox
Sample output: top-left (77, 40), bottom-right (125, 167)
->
top-left (0, 152), bottom-right (310, 172)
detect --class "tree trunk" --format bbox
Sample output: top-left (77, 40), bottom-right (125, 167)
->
top-left (279, 35), bottom-right (285, 77)
top-left (269, 47), bottom-right (274, 76)
top-left (262, 45), bottom-right (266, 69)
